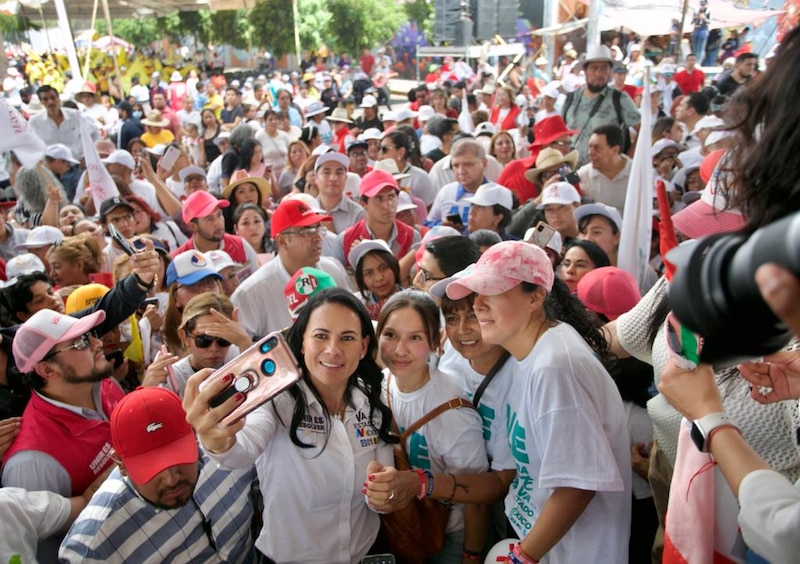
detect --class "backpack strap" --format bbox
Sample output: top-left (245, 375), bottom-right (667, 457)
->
top-left (472, 350), bottom-right (511, 408)
top-left (561, 90), bottom-right (575, 119)
top-left (612, 89), bottom-right (625, 127)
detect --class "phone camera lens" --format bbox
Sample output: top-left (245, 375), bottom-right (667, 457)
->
top-left (261, 359), bottom-right (276, 375)
top-left (260, 336), bottom-right (278, 354)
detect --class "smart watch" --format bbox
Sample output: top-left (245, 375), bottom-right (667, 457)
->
top-left (690, 412), bottom-right (738, 453)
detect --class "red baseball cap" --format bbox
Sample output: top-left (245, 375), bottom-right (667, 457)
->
top-left (360, 169), bottom-right (399, 199)
top-left (270, 199), bottom-right (332, 238)
top-left (182, 190), bottom-right (229, 223)
top-left (577, 266), bottom-right (641, 321)
top-left (111, 387), bottom-right (198, 484)
top-left (532, 116), bottom-right (578, 147)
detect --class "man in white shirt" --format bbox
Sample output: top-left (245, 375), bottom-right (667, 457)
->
top-left (232, 198), bottom-right (352, 339)
top-left (176, 95), bottom-right (202, 130)
top-left (577, 125), bottom-right (632, 215)
top-left (29, 85), bottom-right (99, 161)
top-left (427, 139), bottom-right (490, 226)
top-left (101, 150), bottom-right (169, 217)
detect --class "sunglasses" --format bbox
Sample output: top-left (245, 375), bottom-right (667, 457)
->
top-left (190, 334), bottom-right (231, 349)
top-left (43, 333), bottom-right (93, 361)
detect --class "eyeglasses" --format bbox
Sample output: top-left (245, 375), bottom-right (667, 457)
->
top-left (43, 333), bottom-right (93, 360)
top-left (189, 334), bottom-right (231, 349)
top-left (540, 170), bottom-right (560, 181)
top-left (283, 225), bottom-right (327, 237)
top-left (416, 266), bottom-right (444, 284)
top-left (379, 145), bottom-right (395, 153)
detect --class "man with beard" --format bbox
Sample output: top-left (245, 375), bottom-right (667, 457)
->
top-left (715, 52), bottom-right (757, 96)
top-left (2, 309), bottom-right (123, 498)
top-left (59, 386), bottom-right (257, 563)
top-left (171, 190), bottom-right (259, 273)
top-left (562, 46), bottom-right (641, 165)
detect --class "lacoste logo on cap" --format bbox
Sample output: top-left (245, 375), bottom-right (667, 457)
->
top-left (146, 422), bottom-right (163, 433)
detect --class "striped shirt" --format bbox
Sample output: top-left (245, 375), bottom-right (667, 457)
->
top-left (59, 453), bottom-right (256, 564)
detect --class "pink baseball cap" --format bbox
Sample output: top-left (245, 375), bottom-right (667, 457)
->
top-left (445, 240), bottom-right (554, 300)
top-left (672, 168), bottom-right (745, 239)
top-left (182, 190), bottom-right (229, 223)
top-left (13, 309), bottom-right (106, 373)
top-left (576, 266), bottom-right (641, 321)
top-left (360, 169), bottom-right (399, 199)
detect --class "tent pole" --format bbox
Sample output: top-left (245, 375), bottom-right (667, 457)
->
top-left (678, 0), bottom-right (690, 63)
top-left (84, 0), bottom-right (100, 81)
top-left (53, 0), bottom-right (83, 81)
top-left (100, 0), bottom-right (121, 79)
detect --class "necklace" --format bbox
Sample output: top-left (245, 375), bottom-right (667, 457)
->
top-left (335, 405), bottom-right (346, 422)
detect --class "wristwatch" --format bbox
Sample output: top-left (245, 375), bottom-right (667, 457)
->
top-left (690, 412), bottom-right (737, 453)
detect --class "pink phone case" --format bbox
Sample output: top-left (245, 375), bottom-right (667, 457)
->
top-left (198, 332), bottom-right (302, 427)
top-left (527, 221), bottom-right (556, 249)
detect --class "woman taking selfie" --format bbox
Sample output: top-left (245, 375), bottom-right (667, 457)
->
top-left (184, 288), bottom-right (395, 563)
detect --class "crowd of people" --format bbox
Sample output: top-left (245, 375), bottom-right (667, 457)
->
top-left (0, 20), bottom-right (798, 564)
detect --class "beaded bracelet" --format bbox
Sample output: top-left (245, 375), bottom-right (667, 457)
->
top-left (507, 543), bottom-right (539, 564)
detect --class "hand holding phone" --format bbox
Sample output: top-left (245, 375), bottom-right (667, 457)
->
top-left (198, 332), bottom-right (302, 427)
top-left (445, 213), bottom-right (463, 226)
top-left (526, 221), bottom-right (556, 249)
top-left (160, 145), bottom-right (181, 173)
top-left (108, 224), bottom-right (139, 256)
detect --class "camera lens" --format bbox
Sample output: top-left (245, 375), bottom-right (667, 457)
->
top-left (670, 210), bottom-right (800, 364)
top-left (260, 336), bottom-right (278, 354)
top-left (261, 359), bottom-right (276, 375)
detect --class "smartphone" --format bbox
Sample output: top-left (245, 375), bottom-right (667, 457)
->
top-left (294, 177), bottom-right (307, 192)
top-left (557, 164), bottom-right (581, 185)
top-left (526, 221), bottom-right (556, 249)
top-left (105, 349), bottom-right (124, 369)
top-left (198, 332), bottom-right (302, 427)
top-left (139, 297), bottom-right (160, 311)
top-left (108, 224), bottom-right (139, 256)
top-left (160, 145), bottom-right (181, 172)
top-left (361, 556), bottom-right (396, 564)
top-left (446, 213), bottom-right (463, 225)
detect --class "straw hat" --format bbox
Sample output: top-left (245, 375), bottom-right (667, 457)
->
top-left (327, 108), bottom-right (352, 124)
top-left (524, 148), bottom-right (580, 184)
top-left (140, 110), bottom-right (169, 127)
top-left (221, 169), bottom-right (271, 201)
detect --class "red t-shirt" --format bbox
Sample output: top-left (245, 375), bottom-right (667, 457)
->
top-left (674, 69), bottom-right (706, 94)
top-left (360, 54), bottom-right (375, 76)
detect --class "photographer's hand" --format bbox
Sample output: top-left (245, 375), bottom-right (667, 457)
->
top-left (739, 351), bottom-right (800, 404)
top-left (756, 263), bottom-right (800, 337)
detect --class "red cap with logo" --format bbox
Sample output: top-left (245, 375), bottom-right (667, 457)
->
top-left (111, 387), bottom-right (198, 484)
top-left (270, 199), bottom-right (332, 238)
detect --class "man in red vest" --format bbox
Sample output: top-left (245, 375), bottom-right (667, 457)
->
top-left (172, 190), bottom-right (259, 273)
top-left (339, 169), bottom-right (420, 267)
top-left (3, 309), bottom-right (122, 497)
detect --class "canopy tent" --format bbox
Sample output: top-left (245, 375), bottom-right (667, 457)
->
top-left (3, 0), bottom-right (210, 20)
top-left (573, 0), bottom-right (784, 37)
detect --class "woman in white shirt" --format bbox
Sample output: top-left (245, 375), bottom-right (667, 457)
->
top-left (184, 288), bottom-right (395, 563)
top-left (256, 108), bottom-right (290, 171)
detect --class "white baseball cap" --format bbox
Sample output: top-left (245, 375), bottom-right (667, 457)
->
top-left (359, 95), bottom-right (378, 108)
top-left (14, 226), bottom-right (63, 251)
top-left (102, 150), bottom-right (136, 170)
top-left (358, 128), bottom-right (383, 142)
top-left (45, 144), bottom-right (78, 164)
top-left (347, 239), bottom-right (392, 269)
top-left (4, 253), bottom-right (46, 281)
top-left (536, 182), bottom-right (581, 209)
top-left (314, 152), bottom-right (350, 172)
top-left (464, 183), bottom-right (513, 210)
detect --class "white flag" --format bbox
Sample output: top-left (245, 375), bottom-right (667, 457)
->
top-left (458, 87), bottom-right (474, 134)
top-left (80, 117), bottom-right (119, 212)
top-left (0, 98), bottom-right (46, 168)
top-left (617, 69), bottom-right (654, 290)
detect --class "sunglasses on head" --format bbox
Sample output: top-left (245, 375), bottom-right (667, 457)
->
top-left (190, 334), bottom-right (231, 349)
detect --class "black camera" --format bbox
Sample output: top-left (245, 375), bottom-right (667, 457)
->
top-left (669, 211), bottom-right (799, 365)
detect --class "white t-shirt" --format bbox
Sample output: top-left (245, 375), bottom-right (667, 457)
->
top-left (385, 367), bottom-right (488, 533)
top-left (503, 323), bottom-right (631, 563)
top-left (206, 380), bottom-right (393, 563)
top-left (0, 488), bottom-right (71, 564)
top-left (255, 129), bottom-right (290, 170)
top-left (438, 342), bottom-right (516, 470)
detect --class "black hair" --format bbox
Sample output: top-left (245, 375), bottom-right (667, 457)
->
top-left (578, 214), bottom-right (620, 235)
top-left (0, 272), bottom-right (54, 326)
top-left (384, 130), bottom-right (410, 157)
top-left (565, 240), bottom-right (612, 269)
top-left (735, 52), bottom-right (757, 64)
top-left (285, 288), bottom-right (397, 450)
top-left (524, 277), bottom-right (616, 373)
top-left (686, 91), bottom-right (710, 115)
top-left (592, 124), bottom-right (623, 149)
top-left (424, 235), bottom-right (480, 277)
top-left (726, 24), bottom-right (800, 232)
top-left (396, 125), bottom-right (424, 168)
top-left (468, 229), bottom-right (502, 249)
top-left (36, 85), bottom-right (58, 97)
top-left (354, 249), bottom-right (401, 301)
top-left (300, 124), bottom-right (319, 147)
top-left (231, 203), bottom-right (271, 253)
top-left (237, 138), bottom-right (262, 174)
